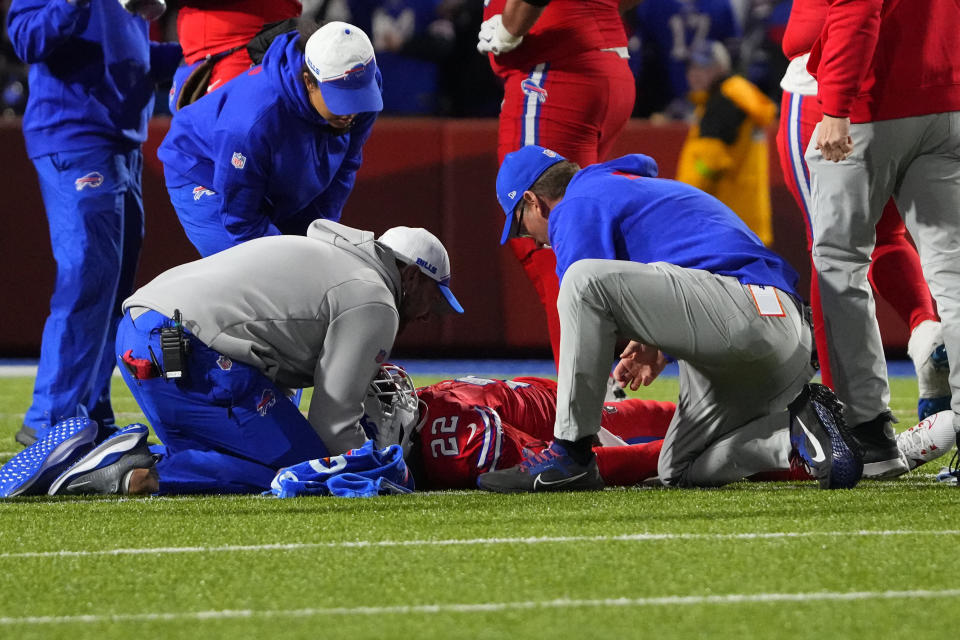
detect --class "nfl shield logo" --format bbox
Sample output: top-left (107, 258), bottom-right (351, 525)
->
top-left (231, 152), bottom-right (246, 169)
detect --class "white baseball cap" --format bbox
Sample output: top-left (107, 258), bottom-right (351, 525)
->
top-left (378, 226), bottom-right (464, 314)
top-left (304, 21), bottom-right (383, 115)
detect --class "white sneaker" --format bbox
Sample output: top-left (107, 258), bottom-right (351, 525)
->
top-left (907, 320), bottom-right (951, 420)
top-left (896, 409), bottom-right (957, 471)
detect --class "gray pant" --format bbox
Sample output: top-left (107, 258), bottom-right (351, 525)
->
top-left (806, 111), bottom-right (960, 426)
top-left (555, 260), bottom-right (814, 487)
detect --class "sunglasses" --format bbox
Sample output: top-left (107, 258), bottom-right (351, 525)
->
top-left (515, 200), bottom-right (532, 239)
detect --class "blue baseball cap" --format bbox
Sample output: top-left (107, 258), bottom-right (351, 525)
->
top-left (496, 146), bottom-right (566, 244)
top-left (305, 21), bottom-right (383, 115)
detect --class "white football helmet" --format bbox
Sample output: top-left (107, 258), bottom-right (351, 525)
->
top-left (360, 365), bottom-right (421, 457)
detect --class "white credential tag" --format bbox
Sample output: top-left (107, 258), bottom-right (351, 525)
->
top-left (748, 285), bottom-right (785, 317)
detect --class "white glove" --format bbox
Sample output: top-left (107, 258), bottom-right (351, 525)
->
top-left (477, 14), bottom-right (523, 56)
top-left (118, 0), bottom-right (167, 21)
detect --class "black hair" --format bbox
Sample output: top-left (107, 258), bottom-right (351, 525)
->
top-left (296, 17), bottom-right (323, 88)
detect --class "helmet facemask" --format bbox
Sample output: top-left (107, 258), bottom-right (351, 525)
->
top-left (360, 364), bottom-right (420, 457)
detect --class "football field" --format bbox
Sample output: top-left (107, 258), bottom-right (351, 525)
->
top-left (1, 368), bottom-right (958, 639)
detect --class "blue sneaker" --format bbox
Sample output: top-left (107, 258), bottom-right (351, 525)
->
top-left (0, 418), bottom-right (98, 497)
top-left (48, 424), bottom-right (154, 496)
top-left (789, 383), bottom-right (864, 489)
top-left (477, 442), bottom-right (604, 493)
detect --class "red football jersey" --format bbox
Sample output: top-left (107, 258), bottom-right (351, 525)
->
top-left (483, 0), bottom-right (627, 76)
top-left (412, 376), bottom-right (675, 489)
top-left (177, 0), bottom-right (301, 64)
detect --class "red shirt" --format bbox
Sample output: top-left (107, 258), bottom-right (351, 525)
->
top-left (483, 0), bottom-right (627, 76)
top-left (413, 376), bottom-right (674, 489)
top-left (781, 0), bottom-right (826, 59)
top-left (177, 0), bottom-right (301, 64)
top-left (808, 0), bottom-right (960, 122)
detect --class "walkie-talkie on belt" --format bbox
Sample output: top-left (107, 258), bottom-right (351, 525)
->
top-left (159, 309), bottom-right (189, 379)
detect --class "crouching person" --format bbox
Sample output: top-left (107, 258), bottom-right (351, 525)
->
top-left (0, 221), bottom-right (461, 497)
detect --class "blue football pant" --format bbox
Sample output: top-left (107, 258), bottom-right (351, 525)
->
top-left (26, 147), bottom-right (144, 432)
top-left (116, 310), bottom-right (329, 494)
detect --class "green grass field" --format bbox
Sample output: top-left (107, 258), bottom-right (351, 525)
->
top-left (1, 371), bottom-right (957, 640)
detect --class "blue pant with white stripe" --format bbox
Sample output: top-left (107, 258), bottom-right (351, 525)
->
top-left (116, 310), bottom-right (329, 494)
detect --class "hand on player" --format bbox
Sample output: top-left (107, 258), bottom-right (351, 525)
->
top-left (815, 115), bottom-right (853, 162)
top-left (613, 340), bottom-right (667, 390)
top-left (117, 0), bottom-right (167, 21)
top-left (477, 14), bottom-right (523, 56)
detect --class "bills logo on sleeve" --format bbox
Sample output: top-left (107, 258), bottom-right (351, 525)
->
top-left (231, 152), bottom-right (246, 169)
top-left (74, 172), bottom-right (104, 191)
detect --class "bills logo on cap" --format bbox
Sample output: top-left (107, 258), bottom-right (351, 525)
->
top-left (256, 389), bottom-right (276, 416)
top-left (193, 186), bottom-right (216, 201)
top-left (231, 152), bottom-right (246, 170)
top-left (415, 257), bottom-right (438, 274)
top-left (75, 172), bottom-right (104, 191)
top-left (521, 78), bottom-right (548, 103)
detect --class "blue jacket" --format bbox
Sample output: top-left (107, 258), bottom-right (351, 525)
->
top-left (549, 154), bottom-right (800, 297)
top-left (158, 32), bottom-right (379, 243)
top-left (7, 0), bottom-right (182, 158)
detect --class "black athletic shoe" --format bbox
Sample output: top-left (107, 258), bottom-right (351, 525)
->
top-left (15, 425), bottom-right (40, 447)
top-left (850, 411), bottom-right (909, 479)
top-left (788, 383), bottom-right (863, 489)
top-left (477, 442), bottom-right (604, 493)
top-left (49, 424), bottom-right (155, 495)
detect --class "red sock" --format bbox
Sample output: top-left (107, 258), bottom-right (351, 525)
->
top-left (508, 237), bottom-right (562, 369)
top-left (869, 200), bottom-right (938, 331)
top-left (595, 442), bottom-right (663, 486)
top-left (600, 398), bottom-right (675, 441)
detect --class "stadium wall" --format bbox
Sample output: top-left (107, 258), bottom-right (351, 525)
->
top-left (0, 118), bottom-right (910, 358)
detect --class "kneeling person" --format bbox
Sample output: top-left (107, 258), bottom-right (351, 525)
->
top-left (479, 146), bottom-right (864, 492)
top-left (51, 221), bottom-right (462, 495)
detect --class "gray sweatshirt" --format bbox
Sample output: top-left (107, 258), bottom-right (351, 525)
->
top-left (124, 220), bottom-right (402, 454)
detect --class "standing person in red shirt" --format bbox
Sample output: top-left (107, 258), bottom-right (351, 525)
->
top-left (169, 0), bottom-right (301, 110)
top-left (775, 0), bottom-right (949, 439)
top-left (805, 0), bottom-right (960, 479)
top-left (477, 0), bottom-right (638, 369)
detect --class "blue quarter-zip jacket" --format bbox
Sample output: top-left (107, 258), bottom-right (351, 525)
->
top-left (7, 0), bottom-right (182, 158)
top-left (158, 31), bottom-right (379, 243)
top-left (549, 154), bottom-right (800, 296)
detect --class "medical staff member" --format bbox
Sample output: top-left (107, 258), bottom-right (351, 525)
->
top-left (7, 0), bottom-right (181, 446)
top-left (158, 20), bottom-right (383, 257)
top-left (478, 146), bottom-right (863, 492)
top-left (48, 222), bottom-right (463, 495)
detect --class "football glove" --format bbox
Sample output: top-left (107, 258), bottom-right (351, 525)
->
top-left (118, 0), bottom-right (167, 21)
top-left (477, 14), bottom-right (523, 56)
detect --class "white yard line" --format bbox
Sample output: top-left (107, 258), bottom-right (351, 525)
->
top-left (2, 529), bottom-right (959, 560)
top-left (2, 588), bottom-right (959, 625)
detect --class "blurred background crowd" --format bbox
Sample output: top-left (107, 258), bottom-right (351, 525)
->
top-left (0, 0), bottom-right (791, 120)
